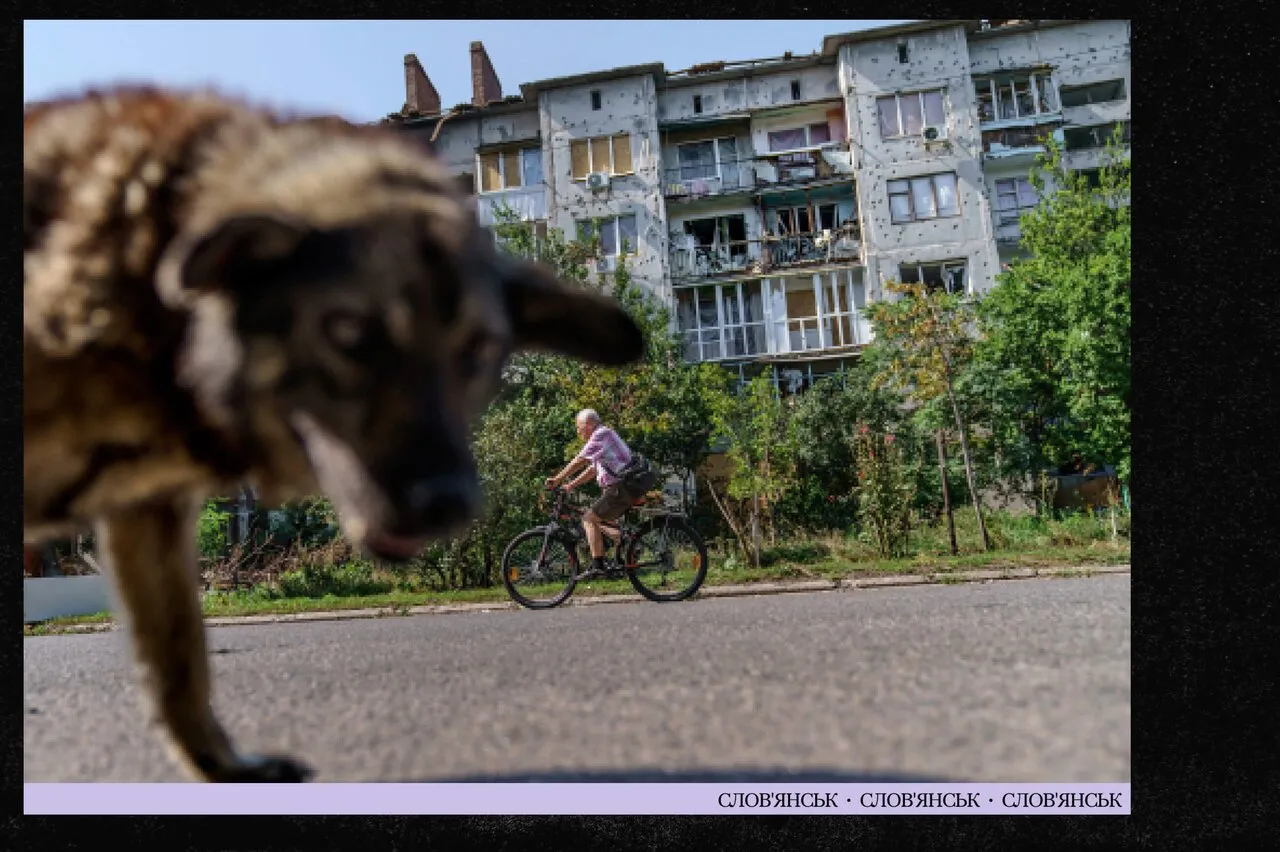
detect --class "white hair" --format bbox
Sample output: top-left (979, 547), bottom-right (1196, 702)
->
top-left (576, 408), bottom-right (601, 426)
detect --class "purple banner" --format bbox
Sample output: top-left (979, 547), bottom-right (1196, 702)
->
top-left (25, 783), bottom-right (1131, 815)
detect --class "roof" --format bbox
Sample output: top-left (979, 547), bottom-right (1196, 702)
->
top-left (820, 20), bottom-right (979, 56)
top-left (518, 63), bottom-right (668, 100)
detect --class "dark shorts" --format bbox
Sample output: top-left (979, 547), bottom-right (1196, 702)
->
top-left (590, 482), bottom-right (634, 523)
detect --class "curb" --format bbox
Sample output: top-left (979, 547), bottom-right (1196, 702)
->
top-left (29, 564), bottom-right (1129, 635)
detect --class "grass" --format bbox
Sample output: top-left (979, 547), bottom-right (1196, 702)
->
top-left (25, 509), bottom-right (1128, 635)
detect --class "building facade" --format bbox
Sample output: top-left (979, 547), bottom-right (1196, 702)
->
top-left (385, 20), bottom-right (1130, 392)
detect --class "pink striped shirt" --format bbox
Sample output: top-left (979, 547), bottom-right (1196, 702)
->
top-left (575, 425), bottom-right (632, 488)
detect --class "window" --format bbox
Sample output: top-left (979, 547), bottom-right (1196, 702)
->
top-left (974, 72), bottom-right (1058, 122)
top-left (876, 90), bottom-right (946, 138)
top-left (693, 94), bottom-right (703, 114)
top-left (1063, 121), bottom-right (1130, 150)
top-left (478, 146), bottom-right (543, 193)
top-left (1076, 168), bottom-right (1103, 189)
top-left (590, 90), bottom-right (602, 110)
top-left (899, 260), bottom-right (968, 295)
top-left (888, 173), bottom-right (960, 223)
top-left (773, 203), bottom-right (840, 236)
top-left (764, 272), bottom-right (867, 355)
top-left (671, 214), bottom-right (749, 278)
top-left (576, 214), bottom-right (639, 258)
top-left (675, 281), bottom-right (766, 362)
top-left (675, 137), bottom-right (741, 186)
top-left (1059, 78), bottom-right (1126, 108)
top-left (896, 41), bottom-right (910, 63)
top-left (766, 123), bottom-right (831, 152)
top-left (570, 134), bottom-right (634, 178)
top-left (790, 80), bottom-right (802, 101)
top-left (994, 177), bottom-right (1039, 223)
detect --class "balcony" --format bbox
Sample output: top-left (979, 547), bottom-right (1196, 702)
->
top-left (981, 121), bottom-right (1063, 163)
top-left (475, 186), bottom-right (547, 228)
top-left (663, 147), bottom-right (855, 201)
top-left (669, 225), bottom-right (861, 285)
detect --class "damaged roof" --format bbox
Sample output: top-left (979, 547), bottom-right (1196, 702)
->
top-left (518, 63), bottom-right (668, 100)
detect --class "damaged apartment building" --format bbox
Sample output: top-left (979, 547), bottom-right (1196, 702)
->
top-left (385, 19), bottom-right (1130, 395)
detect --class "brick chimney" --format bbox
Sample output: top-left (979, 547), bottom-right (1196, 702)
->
top-left (403, 53), bottom-right (441, 116)
top-left (470, 41), bottom-right (502, 107)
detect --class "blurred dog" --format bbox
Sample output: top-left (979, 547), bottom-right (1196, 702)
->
top-left (24, 86), bottom-right (643, 781)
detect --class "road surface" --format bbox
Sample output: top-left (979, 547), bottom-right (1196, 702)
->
top-left (24, 574), bottom-right (1130, 782)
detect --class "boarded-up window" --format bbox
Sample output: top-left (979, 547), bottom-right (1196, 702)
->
top-left (480, 153), bottom-right (502, 192)
top-left (611, 134), bottom-right (633, 174)
top-left (570, 140), bottom-right (590, 179)
top-left (590, 137), bottom-right (612, 174)
top-left (501, 150), bottom-right (522, 189)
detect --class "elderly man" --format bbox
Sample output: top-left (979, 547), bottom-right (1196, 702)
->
top-left (544, 409), bottom-right (634, 579)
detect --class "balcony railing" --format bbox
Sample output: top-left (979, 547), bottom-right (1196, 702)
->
top-left (981, 122), bottom-right (1063, 158)
top-left (669, 226), bottom-right (861, 283)
top-left (475, 187), bottom-right (548, 227)
top-left (663, 147), bottom-right (855, 200)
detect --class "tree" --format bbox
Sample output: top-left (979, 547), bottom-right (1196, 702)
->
top-left (707, 368), bottom-right (798, 566)
top-left (865, 281), bottom-right (992, 551)
top-left (975, 129), bottom-right (1131, 484)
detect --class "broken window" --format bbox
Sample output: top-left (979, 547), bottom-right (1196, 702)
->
top-left (1063, 121), bottom-right (1130, 151)
top-left (478, 146), bottom-right (542, 192)
top-left (1059, 78), bottom-right (1126, 108)
top-left (590, 90), bottom-right (602, 110)
top-left (570, 133), bottom-right (635, 178)
top-left (994, 177), bottom-right (1039, 223)
top-left (766, 123), bottom-right (830, 152)
top-left (679, 214), bottom-right (749, 274)
top-left (973, 72), bottom-right (1058, 122)
top-left (896, 41), bottom-right (909, 63)
top-left (790, 80), bottom-right (802, 101)
top-left (693, 94), bottom-right (703, 114)
top-left (675, 281), bottom-right (765, 361)
top-left (876, 90), bottom-right (946, 138)
top-left (673, 137), bottom-right (741, 189)
top-left (899, 260), bottom-right (968, 295)
top-left (888, 172), bottom-right (959, 223)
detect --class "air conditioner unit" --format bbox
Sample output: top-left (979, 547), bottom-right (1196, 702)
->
top-left (586, 171), bottom-right (610, 190)
top-left (922, 125), bottom-right (949, 142)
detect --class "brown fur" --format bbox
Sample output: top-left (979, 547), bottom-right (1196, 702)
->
top-left (24, 86), bottom-right (644, 782)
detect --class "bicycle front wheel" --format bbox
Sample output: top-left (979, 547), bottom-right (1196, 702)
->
top-left (624, 515), bottom-right (708, 603)
top-left (502, 528), bottom-right (578, 610)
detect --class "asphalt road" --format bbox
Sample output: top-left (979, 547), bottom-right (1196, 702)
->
top-left (24, 574), bottom-right (1130, 783)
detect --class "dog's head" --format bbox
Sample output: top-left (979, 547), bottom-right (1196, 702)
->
top-left (157, 152), bottom-right (642, 563)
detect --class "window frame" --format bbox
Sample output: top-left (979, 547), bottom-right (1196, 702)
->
top-left (570, 133), bottom-right (635, 180)
top-left (875, 89), bottom-right (947, 139)
top-left (576, 213), bottom-right (640, 259)
top-left (476, 145), bottom-right (543, 194)
top-left (887, 172), bottom-right (961, 224)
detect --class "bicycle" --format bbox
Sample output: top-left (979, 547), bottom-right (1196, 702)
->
top-left (501, 484), bottom-right (709, 610)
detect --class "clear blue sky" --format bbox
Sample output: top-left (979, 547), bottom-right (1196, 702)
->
top-left (24, 20), bottom-right (914, 123)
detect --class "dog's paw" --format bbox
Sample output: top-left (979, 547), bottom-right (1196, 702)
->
top-left (207, 752), bottom-right (315, 783)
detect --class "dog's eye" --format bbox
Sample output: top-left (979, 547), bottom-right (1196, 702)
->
top-left (322, 310), bottom-right (370, 353)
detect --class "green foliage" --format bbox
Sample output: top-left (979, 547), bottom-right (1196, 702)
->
top-left (196, 502), bottom-right (233, 562)
top-left (852, 427), bottom-right (917, 558)
top-left (974, 129), bottom-right (1131, 481)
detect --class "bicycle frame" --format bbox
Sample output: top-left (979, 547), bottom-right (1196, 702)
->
top-left (537, 486), bottom-right (683, 572)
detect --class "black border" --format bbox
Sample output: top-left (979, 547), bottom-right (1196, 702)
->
top-left (11, 3), bottom-right (1279, 849)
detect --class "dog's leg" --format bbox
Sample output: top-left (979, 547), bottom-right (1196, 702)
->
top-left (95, 497), bottom-right (313, 782)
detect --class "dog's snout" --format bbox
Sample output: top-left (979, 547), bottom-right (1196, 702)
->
top-left (405, 475), bottom-right (479, 530)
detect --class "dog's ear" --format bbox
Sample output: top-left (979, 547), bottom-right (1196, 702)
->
top-left (157, 212), bottom-right (311, 308)
top-left (499, 255), bottom-right (645, 366)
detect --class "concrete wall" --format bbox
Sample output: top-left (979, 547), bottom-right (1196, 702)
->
top-left (539, 73), bottom-right (669, 302)
top-left (656, 64), bottom-right (841, 124)
top-left (840, 24), bottom-right (1001, 299)
top-left (969, 21), bottom-right (1131, 254)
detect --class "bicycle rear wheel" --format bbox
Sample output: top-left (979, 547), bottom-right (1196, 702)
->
top-left (502, 528), bottom-right (578, 609)
top-left (624, 515), bottom-right (708, 603)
